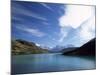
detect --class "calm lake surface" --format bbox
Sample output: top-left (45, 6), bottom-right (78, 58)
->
top-left (11, 53), bottom-right (96, 74)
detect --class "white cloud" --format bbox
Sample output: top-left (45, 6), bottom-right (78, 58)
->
top-left (79, 15), bottom-right (95, 42)
top-left (59, 5), bottom-right (95, 43)
top-left (59, 5), bottom-right (94, 28)
top-left (16, 25), bottom-right (45, 37)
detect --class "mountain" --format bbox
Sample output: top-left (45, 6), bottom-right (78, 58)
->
top-left (50, 45), bottom-right (66, 53)
top-left (50, 44), bottom-right (75, 53)
top-left (40, 46), bottom-right (50, 50)
top-left (63, 38), bottom-right (96, 56)
top-left (12, 39), bottom-right (48, 55)
top-left (35, 43), bottom-right (50, 50)
top-left (62, 47), bottom-right (78, 53)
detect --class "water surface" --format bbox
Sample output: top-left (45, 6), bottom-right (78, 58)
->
top-left (12, 53), bottom-right (96, 74)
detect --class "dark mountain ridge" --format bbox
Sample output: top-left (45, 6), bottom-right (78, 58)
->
top-left (63, 38), bottom-right (96, 56)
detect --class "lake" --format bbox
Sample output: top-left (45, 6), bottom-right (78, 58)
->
top-left (11, 53), bottom-right (96, 74)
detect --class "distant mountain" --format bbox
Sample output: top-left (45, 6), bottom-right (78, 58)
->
top-left (40, 46), bottom-right (50, 50)
top-left (50, 45), bottom-right (75, 53)
top-left (62, 47), bottom-right (78, 53)
top-left (35, 43), bottom-right (50, 50)
top-left (63, 38), bottom-right (96, 56)
top-left (50, 45), bottom-right (66, 53)
top-left (12, 39), bottom-right (48, 55)
top-left (66, 44), bottom-right (75, 48)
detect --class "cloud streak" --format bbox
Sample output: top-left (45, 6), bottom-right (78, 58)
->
top-left (39, 3), bottom-right (54, 12)
top-left (12, 2), bottom-right (47, 21)
top-left (42, 21), bottom-right (49, 26)
top-left (15, 25), bottom-right (46, 37)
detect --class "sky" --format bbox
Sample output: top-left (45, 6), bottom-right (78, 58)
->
top-left (11, 1), bottom-right (96, 48)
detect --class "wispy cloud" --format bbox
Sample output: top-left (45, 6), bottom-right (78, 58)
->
top-left (59, 27), bottom-right (68, 42)
top-left (12, 15), bottom-right (23, 21)
top-left (16, 25), bottom-right (46, 37)
top-left (39, 3), bottom-right (54, 12)
top-left (42, 21), bottom-right (49, 26)
top-left (78, 15), bottom-right (95, 42)
top-left (12, 2), bottom-right (47, 21)
top-left (58, 5), bottom-right (95, 43)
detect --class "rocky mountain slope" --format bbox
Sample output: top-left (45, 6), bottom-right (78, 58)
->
top-left (12, 39), bottom-right (48, 55)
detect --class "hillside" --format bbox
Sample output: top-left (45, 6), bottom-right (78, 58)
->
top-left (62, 47), bottom-right (78, 53)
top-left (63, 38), bottom-right (96, 56)
top-left (12, 39), bottom-right (48, 55)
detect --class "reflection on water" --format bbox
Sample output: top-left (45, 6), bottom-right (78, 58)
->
top-left (11, 53), bottom-right (96, 74)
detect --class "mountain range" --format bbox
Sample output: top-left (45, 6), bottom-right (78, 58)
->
top-left (50, 44), bottom-right (76, 53)
top-left (12, 38), bottom-right (96, 56)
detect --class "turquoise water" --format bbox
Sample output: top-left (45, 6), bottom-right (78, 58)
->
top-left (11, 53), bottom-right (96, 74)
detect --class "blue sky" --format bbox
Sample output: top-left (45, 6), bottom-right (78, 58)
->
top-left (11, 1), bottom-right (96, 48)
